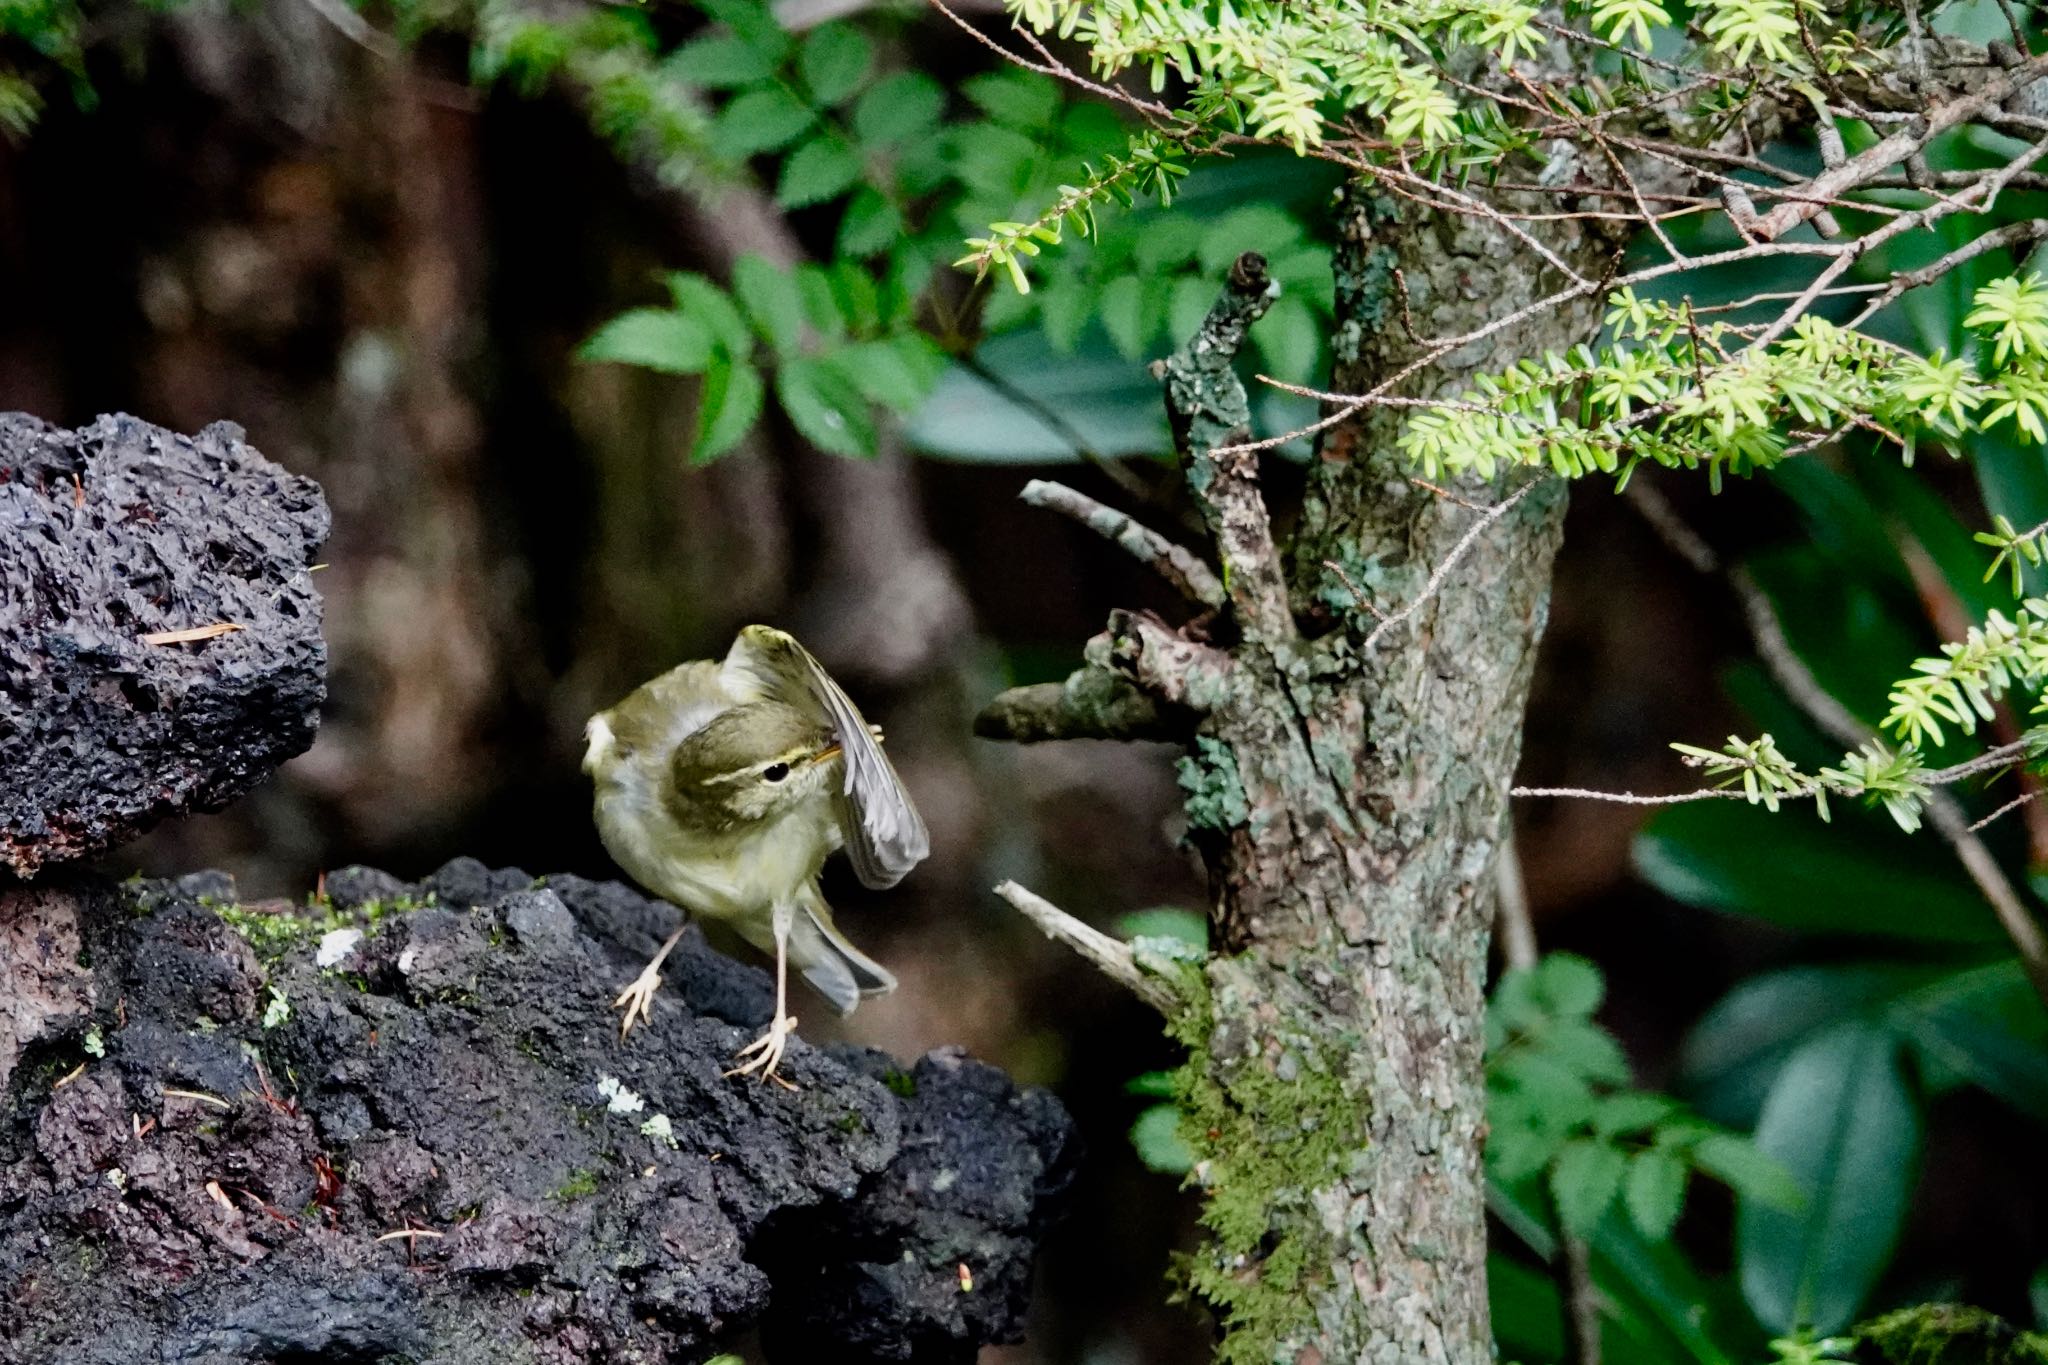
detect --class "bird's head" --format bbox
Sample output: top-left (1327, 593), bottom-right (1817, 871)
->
top-left (669, 702), bottom-right (840, 826)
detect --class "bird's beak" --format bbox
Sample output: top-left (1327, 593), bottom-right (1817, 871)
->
top-left (808, 742), bottom-right (843, 766)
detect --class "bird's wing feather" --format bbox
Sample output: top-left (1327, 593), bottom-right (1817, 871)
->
top-left (723, 626), bottom-right (929, 888)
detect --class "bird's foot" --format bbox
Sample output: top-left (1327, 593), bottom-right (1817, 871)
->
top-left (723, 1013), bottom-right (800, 1089)
top-left (613, 964), bottom-right (664, 1038)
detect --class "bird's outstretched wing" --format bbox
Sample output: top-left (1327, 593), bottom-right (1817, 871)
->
top-left (723, 625), bottom-right (930, 888)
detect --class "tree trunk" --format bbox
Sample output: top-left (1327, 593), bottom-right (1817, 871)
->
top-left (980, 182), bottom-right (1613, 1359)
top-left (1167, 190), bottom-right (1607, 1361)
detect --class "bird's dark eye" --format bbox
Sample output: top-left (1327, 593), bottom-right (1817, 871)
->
top-left (763, 762), bottom-right (791, 783)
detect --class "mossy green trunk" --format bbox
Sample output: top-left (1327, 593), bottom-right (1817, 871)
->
top-left (1174, 190), bottom-right (1607, 1362)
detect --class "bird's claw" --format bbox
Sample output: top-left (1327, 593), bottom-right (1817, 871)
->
top-left (723, 1014), bottom-right (799, 1089)
top-left (613, 966), bottom-right (663, 1039)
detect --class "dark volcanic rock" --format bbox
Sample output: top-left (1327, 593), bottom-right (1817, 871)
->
top-left (0, 412), bottom-right (329, 876)
top-left (0, 862), bottom-right (1076, 1364)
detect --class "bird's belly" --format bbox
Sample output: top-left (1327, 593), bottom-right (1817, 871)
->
top-left (593, 786), bottom-right (833, 922)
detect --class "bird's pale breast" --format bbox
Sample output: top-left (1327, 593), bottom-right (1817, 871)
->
top-left (591, 750), bottom-right (841, 923)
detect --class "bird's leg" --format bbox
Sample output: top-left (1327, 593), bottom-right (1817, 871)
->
top-left (614, 923), bottom-right (688, 1038)
top-left (725, 901), bottom-right (798, 1088)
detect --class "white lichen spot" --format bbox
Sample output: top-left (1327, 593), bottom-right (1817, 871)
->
top-left (597, 1074), bottom-right (645, 1115)
top-left (82, 1028), bottom-right (105, 1059)
top-left (640, 1113), bottom-right (679, 1149)
top-left (106, 1168), bottom-right (126, 1192)
top-left (261, 986), bottom-right (291, 1030)
top-left (315, 927), bottom-right (365, 968)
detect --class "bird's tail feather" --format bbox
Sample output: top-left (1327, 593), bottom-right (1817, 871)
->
top-left (791, 896), bottom-right (896, 1017)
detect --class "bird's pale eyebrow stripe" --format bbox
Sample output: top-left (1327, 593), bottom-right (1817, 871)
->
top-left (698, 745), bottom-right (820, 785)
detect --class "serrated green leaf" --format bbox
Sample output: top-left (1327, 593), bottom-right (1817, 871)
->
top-left (1736, 1023), bottom-right (1920, 1335)
top-left (1624, 1150), bottom-right (1688, 1240)
top-left (797, 24), bottom-right (872, 105)
top-left (1540, 1017), bottom-right (1633, 1086)
top-left (1169, 276), bottom-right (1215, 349)
top-left (579, 308), bottom-right (715, 374)
top-left (1535, 954), bottom-right (1606, 1017)
top-left (1692, 1133), bottom-right (1800, 1209)
top-left (1592, 1092), bottom-right (1676, 1137)
top-left (794, 265), bottom-right (846, 341)
top-left (946, 122), bottom-right (1039, 198)
top-left (1130, 1104), bottom-right (1193, 1175)
top-left (731, 255), bottom-right (806, 356)
top-left (778, 355), bottom-right (876, 457)
top-left (961, 69), bottom-right (1060, 129)
top-left (1487, 1117), bottom-right (1558, 1184)
top-left (1197, 204), bottom-right (1308, 275)
top-left (836, 188), bottom-right (903, 258)
top-left (663, 33), bottom-right (776, 88)
top-left (826, 262), bottom-right (882, 335)
top-left (1268, 244), bottom-right (1336, 313)
top-left (666, 272), bottom-right (753, 356)
top-left (1550, 1138), bottom-right (1626, 1240)
top-left (1133, 217), bottom-right (1204, 274)
top-left (693, 356), bottom-right (764, 464)
top-left (695, 0), bottom-right (790, 60)
top-left (1098, 275), bottom-right (1150, 360)
top-left (854, 71), bottom-right (945, 147)
top-left (712, 87), bottom-right (815, 160)
top-left (831, 335), bottom-right (942, 414)
top-left (777, 136), bottom-right (863, 208)
top-left (1030, 280), bottom-right (1083, 353)
top-left (1253, 292), bottom-right (1318, 381)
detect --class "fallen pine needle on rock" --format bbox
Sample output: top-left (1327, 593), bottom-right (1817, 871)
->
top-left (140, 623), bottom-right (246, 646)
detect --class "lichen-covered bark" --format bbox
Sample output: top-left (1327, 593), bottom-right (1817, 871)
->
top-left (1155, 188), bottom-right (1610, 1362)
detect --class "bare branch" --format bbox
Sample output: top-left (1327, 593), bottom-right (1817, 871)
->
top-left (975, 666), bottom-right (1191, 743)
top-left (993, 880), bottom-right (1183, 1015)
top-left (1104, 609), bottom-right (1234, 710)
top-left (1747, 52), bottom-right (2048, 241)
top-left (1021, 479), bottom-right (1224, 608)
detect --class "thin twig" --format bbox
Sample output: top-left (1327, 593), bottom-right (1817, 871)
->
top-left (1970, 789), bottom-right (2043, 833)
top-left (1625, 482), bottom-right (2048, 1010)
top-left (1363, 479), bottom-right (1545, 652)
top-left (1510, 785), bottom-right (1745, 806)
top-left (956, 352), bottom-right (1158, 505)
top-left (1021, 480), bottom-right (1224, 608)
top-left (993, 881), bottom-right (1183, 1015)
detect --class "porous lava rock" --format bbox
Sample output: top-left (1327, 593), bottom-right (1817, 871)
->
top-left (0, 411), bottom-right (329, 876)
top-left (0, 860), bottom-right (1077, 1364)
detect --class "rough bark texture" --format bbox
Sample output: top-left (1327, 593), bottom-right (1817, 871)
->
top-left (0, 412), bottom-right (329, 877)
top-left (0, 860), bottom-right (1076, 1364)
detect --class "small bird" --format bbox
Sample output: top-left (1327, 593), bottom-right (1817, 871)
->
top-left (582, 625), bottom-right (928, 1082)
